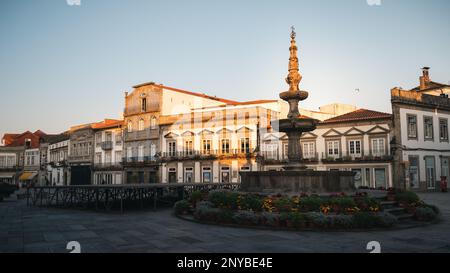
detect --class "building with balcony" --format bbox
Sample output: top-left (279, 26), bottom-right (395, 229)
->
top-left (1, 130), bottom-right (47, 186)
top-left (391, 67), bottom-right (450, 191)
top-left (45, 133), bottom-right (70, 186)
top-left (92, 119), bottom-right (124, 185)
top-left (67, 123), bottom-right (95, 185)
top-left (261, 108), bottom-right (393, 188)
top-left (159, 103), bottom-right (279, 183)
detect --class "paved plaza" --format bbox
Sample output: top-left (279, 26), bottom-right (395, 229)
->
top-left (0, 192), bottom-right (449, 253)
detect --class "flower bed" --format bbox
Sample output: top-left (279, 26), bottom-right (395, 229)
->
top-left (175, 190), bottom-right (399, 230)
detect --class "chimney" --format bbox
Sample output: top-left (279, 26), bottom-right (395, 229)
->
top-left (419, 67), bottom-right (431, 90)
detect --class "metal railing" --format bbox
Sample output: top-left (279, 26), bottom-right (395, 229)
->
top-left (26, 182), bottom-right (240, 212)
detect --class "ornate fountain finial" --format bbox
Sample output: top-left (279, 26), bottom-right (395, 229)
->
top-left (286, 26), bottom-right (302, 91)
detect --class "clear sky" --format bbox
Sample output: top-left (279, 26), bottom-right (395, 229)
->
top-left (1, 0), bottom-right (449, 138)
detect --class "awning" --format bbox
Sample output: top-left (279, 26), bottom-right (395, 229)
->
top-left (0, 173), bottom-right (15, 179)
top-left (19, 172), bottom-right (38, 181)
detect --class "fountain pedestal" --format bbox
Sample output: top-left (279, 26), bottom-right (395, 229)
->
top-left (239, 27), bottom-right (355, 194)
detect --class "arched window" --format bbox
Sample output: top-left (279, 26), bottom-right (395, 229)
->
top-left (138, 119), bottom-right (145, 131)
top-left (151, 116), bottom-right (157, 129)
top-left (141, 98), bottom-right (147, 112)
top-left (127, 121), bottom-right (133, 133)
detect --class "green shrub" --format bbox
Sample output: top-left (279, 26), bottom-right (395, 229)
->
top-left (305, 212), bottom-right (328, 228)
top-left (395, 191), bottom-right (420, 204)
top-left (189, 190), bottom-right (203, 205)
top-left (287, 212), bottom-right (308, 228)
top-left (328, 196), bottom-right (356, 209)
top-left (208, 191), bottom-right (238, 209)
top-left (232, 211), bottom-right (260, 225)
top-left (196, 201), bottom-right (214, 209)
top-left (194, 206), bottom-right (221, 221)
top-left (353, 212), bottom-right (380, 228)
top-left (354, 196), bottom-right (381, 211)
top-left (261, 212), bottom-right (279, 227)
top-left (377, 212), bottom-right (398, 227)
top-left (239, 194), bottom-right (263, 212)
top-left (273, 197), bottom-right (292, 212)
top-left (423, 204), bottom-right (440, 215)
top-left (216, 209), bottom-right (234, 223)
top-left (299, 196), bottom-right (323, 212)
top-left (330, 215), bottom-right (354, 229)
top-left (414, 207), bottom-right (437, 221)
top-left (173, 200), bottom-right (191, 215)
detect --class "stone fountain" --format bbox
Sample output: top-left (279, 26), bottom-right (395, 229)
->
top-left (240, 27), bottom-right (355, 194)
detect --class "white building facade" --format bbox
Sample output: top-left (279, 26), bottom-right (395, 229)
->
top-left (92, 120), bottom-right (124, 185)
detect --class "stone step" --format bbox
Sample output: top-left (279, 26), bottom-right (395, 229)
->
top-left (384, 207), bottom-right (406, 215)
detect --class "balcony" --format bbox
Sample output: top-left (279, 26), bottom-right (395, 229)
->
top-left (122, 156), bottom-right (159, 167)
top-left (101, 141), bottom-right (113, 150)
top-left (321, 152), bottom-right (393, 163)
top-left (160, 149), bottom-right (255, 162)
top-left (93, 162), bottom-right (123, 170)
top-left (0, 165), bottom-right (21, 172)
top-left (259, 153), bottom-right (319, 165)
top-left (124, 128), bottom-right (159, 141)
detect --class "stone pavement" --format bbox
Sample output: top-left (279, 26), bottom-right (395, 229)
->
top-left (0, 192), bottom-right (449, 253)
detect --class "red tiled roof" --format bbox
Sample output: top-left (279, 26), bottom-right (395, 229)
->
top-left (320, 109), bottom-right (392, 124)
top-left (2, 130), bottom-right (46, 148)
top-left (92, 119), bottom-right (124, 130)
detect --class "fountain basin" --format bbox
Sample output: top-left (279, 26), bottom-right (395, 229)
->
top-left (278, 117), bottom-right (318, 133)
top-left (240, 170), bottom-right (356, 194)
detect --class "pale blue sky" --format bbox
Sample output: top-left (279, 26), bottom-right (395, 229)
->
top-left (1, 0), bottom-right (449, 138)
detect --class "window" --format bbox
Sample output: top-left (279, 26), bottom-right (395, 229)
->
top-left (95, 132), bottom-right (102, 146)
top-left (127, 121), bottom-right (133, 133)
top-left (168, 141), bottom-right (176, 157)
top-left (150, 144), bottom-right (156, 159)
top-left (138, 119), bottom-right (144, 131)
top-left (352, 169), bottom-right (362, 189)
top-left (409, 156), bottom-right (419, 189)
top-left (348, 140), bottom-right (361, 157)
top-left (202, 139), bottom-right (211, 155)
top-left (221, 139), bottom-right (230, 154)
top-left (375, 168), bottom-right (386, 188)
top-left (151, 116), bottom-right (157, 129)
top-left (105, 151), bottom-right (111, 164)
top-left (424, 116), bottom-right (434, 140)
top-left (407, 114), bottom-right (417, 139)
top-left (265, 144), bottom-right (278, 160)
top-left (327, 140), bottom-right (340, 157)
top-left (138, 146), bottom-right (144, 161)
top-left (425, 156), bottom-right (436, 189)
top-left (202, 167), bottom-right (212, 183)
top-left (95, 153), bottom-right (102, 164)
top-left (141, 98), bottom-right (147, 112)
top-left (365, 168), bottom-right (371, 187)
top-left (302, 142), bottom-right (315, 159)
top-left (240, 138), bottom-right (250, 154)
top-left (371, 138), bottom-right (385, 156)
top-left (439, 118), bottom-right (449, 141)
top-left (115, 151), bottom-right (122, 163)
top-left (184, 140), bottom-right (193, 155)
top-left (184, 167), bottom-right (194, 183)
top-left (127, 147), bottom-right (132, 159)
top-left (115, 132), bottom-right (122, 145)
top-left (105, 132), bottom-right (112, 142)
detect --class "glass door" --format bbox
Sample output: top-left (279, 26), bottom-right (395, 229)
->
top-left (425, 157), bottom-right (436, 189)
